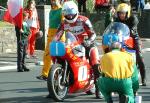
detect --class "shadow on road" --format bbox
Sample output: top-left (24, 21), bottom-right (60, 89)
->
top-left (0, 94), bottom-right (106, 103)
top-left (0, 87), bottom-right (48, 93)
top-left (0, 80), bottom-right (43, 84)
top-left (0, 91), bottom-right (150, 102)
top-left (0, 96), bottom-right (54, 103)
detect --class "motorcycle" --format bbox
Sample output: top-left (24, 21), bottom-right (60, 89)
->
top-left (47, 31), bottom-right (95, 101)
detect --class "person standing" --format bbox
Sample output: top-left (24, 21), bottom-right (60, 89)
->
top-left (136, 0), bottom-right (145, 11)
top-left (36, 0), bottom-right (65, 80)
top-left (77, 0), bottom-right (87, 13)
top-left (24, 0), bottom-right (40, 58)
top-left (16, 12), bottom-right (30, 72)
top-left (104, 5), bottom-right (115, 28)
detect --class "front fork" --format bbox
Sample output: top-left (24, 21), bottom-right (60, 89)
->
top-left (62, 60), bottom-right (68, 85)
top-left (54, 58), bottom-right (68, 86)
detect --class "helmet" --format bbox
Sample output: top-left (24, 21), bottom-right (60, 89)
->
top-left (62, 1), bottom-right (78, 23)
top-left (116, 3), bottom-right (131, 18)
top-left (102, 33), bottom-right (122, 50)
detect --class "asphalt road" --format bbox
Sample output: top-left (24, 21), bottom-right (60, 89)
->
top-left (0, 40), bottom-right (150, 103)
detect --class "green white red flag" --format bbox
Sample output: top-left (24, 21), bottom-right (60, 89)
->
top-left (3, 0), bottom-right (23, 29)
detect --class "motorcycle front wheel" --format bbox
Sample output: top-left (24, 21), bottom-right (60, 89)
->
top-left (47, 64), bottom-right (68, 102)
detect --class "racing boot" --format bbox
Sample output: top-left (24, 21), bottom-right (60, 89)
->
top-left (141, 79), bottom-right (147, 86)
top-left (92, 64), bottom-right (102, 99)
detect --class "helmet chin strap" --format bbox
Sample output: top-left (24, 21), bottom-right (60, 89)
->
top-left (65, 14), bottom-right (78, 23)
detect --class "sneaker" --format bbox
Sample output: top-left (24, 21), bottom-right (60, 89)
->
top-left (23, 66), bottom-right (30, 72)
top-left (22, 65), bottom-right (30, 72)
top-left (17, 67), bottom-right (24, 72)
top-left (36, 75), bottom-right (47, 81)
top-left (17, 69), bottom-right (24, 72)
top-left (24, 68), bottom-right (30, 72)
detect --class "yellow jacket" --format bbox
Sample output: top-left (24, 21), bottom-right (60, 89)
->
top-left (100, 49), bottom-right (134, 79)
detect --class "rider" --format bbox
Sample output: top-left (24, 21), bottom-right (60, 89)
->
top-left (115, 3), bottom-right (146, 86)
top-left (55, 1), bottom-right (101, 98)
top-left (99, 34), bottom-right (135, 103)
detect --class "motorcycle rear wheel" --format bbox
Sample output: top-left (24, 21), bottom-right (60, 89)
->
top-left (47, 64), bottom-right (68, 102)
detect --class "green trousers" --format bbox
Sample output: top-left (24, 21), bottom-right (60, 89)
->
top-left (97, 77), bottom-right (135, 103)
top-left (131, 64), bottom-right (139, 94)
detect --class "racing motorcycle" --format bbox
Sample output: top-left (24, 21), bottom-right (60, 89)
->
top-left (47, 31), bottom-right (95, 101)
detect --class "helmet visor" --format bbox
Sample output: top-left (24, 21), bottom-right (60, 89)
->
top-left (103, 22), bottom-right (130, 42)
top-left (64, 14), bottom-right (77, 20)
top-left (63, 8), bottom-right (77, 15)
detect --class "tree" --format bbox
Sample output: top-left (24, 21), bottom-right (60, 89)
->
top-left (0, 0), bottom-right (7, 7)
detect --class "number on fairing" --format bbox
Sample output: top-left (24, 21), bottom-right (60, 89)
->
top-left (78, 66), bottom-right (88, 81)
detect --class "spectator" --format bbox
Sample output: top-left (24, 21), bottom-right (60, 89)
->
top-left (15, 12), bottom-right (30, 72)
top-left (104, 5), bottom-right (115, 28)
top-left (24, 0), bottom-right (40, 58)
top-left (95, 0), bottom-right (111, 13)
top-left (77, 0), bottom-right (87, 13)
top-left (36, 0), bottom-right (65, 81)
top-left (136, 0), bottom-right (145, 11)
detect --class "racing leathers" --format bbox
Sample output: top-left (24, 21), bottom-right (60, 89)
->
top-left (55, 15), bottom-right (100, 98)
top-left (115, 15), bottom-right (146, 86)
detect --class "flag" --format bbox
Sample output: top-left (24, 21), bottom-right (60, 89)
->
top-left (3, 0), bottom-right (23, 29)
top-left (3, 10), bottom-right (14, 24)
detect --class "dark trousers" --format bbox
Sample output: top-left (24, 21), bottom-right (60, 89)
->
top-left (78, 0), bottom-right (87, 13)
top-left (136, 0), bottom-right (145, 11)
top-left (15, 27), bottom-right (28, 71)
top-left (134, 37), bottom-right (146, 82)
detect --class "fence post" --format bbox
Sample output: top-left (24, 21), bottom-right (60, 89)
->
top-left (36, 5), bottom-right (51, 50)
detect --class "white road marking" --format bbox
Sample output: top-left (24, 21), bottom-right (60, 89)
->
top-left (0, 61), bottom-right (15, 64)
top-left (0, 65), bottom-right (17, 71)
top-left (141, 38), bottom-right (150, 41)
top-left (0, 46), bottom-right (149, 71)
top-left (0, 62), bottom-right (36, 71)
top-left (142, 48), bottom-right (150, 52)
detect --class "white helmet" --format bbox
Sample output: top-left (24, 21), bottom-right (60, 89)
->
top-left (62, 1), bottom-right (79, 23)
